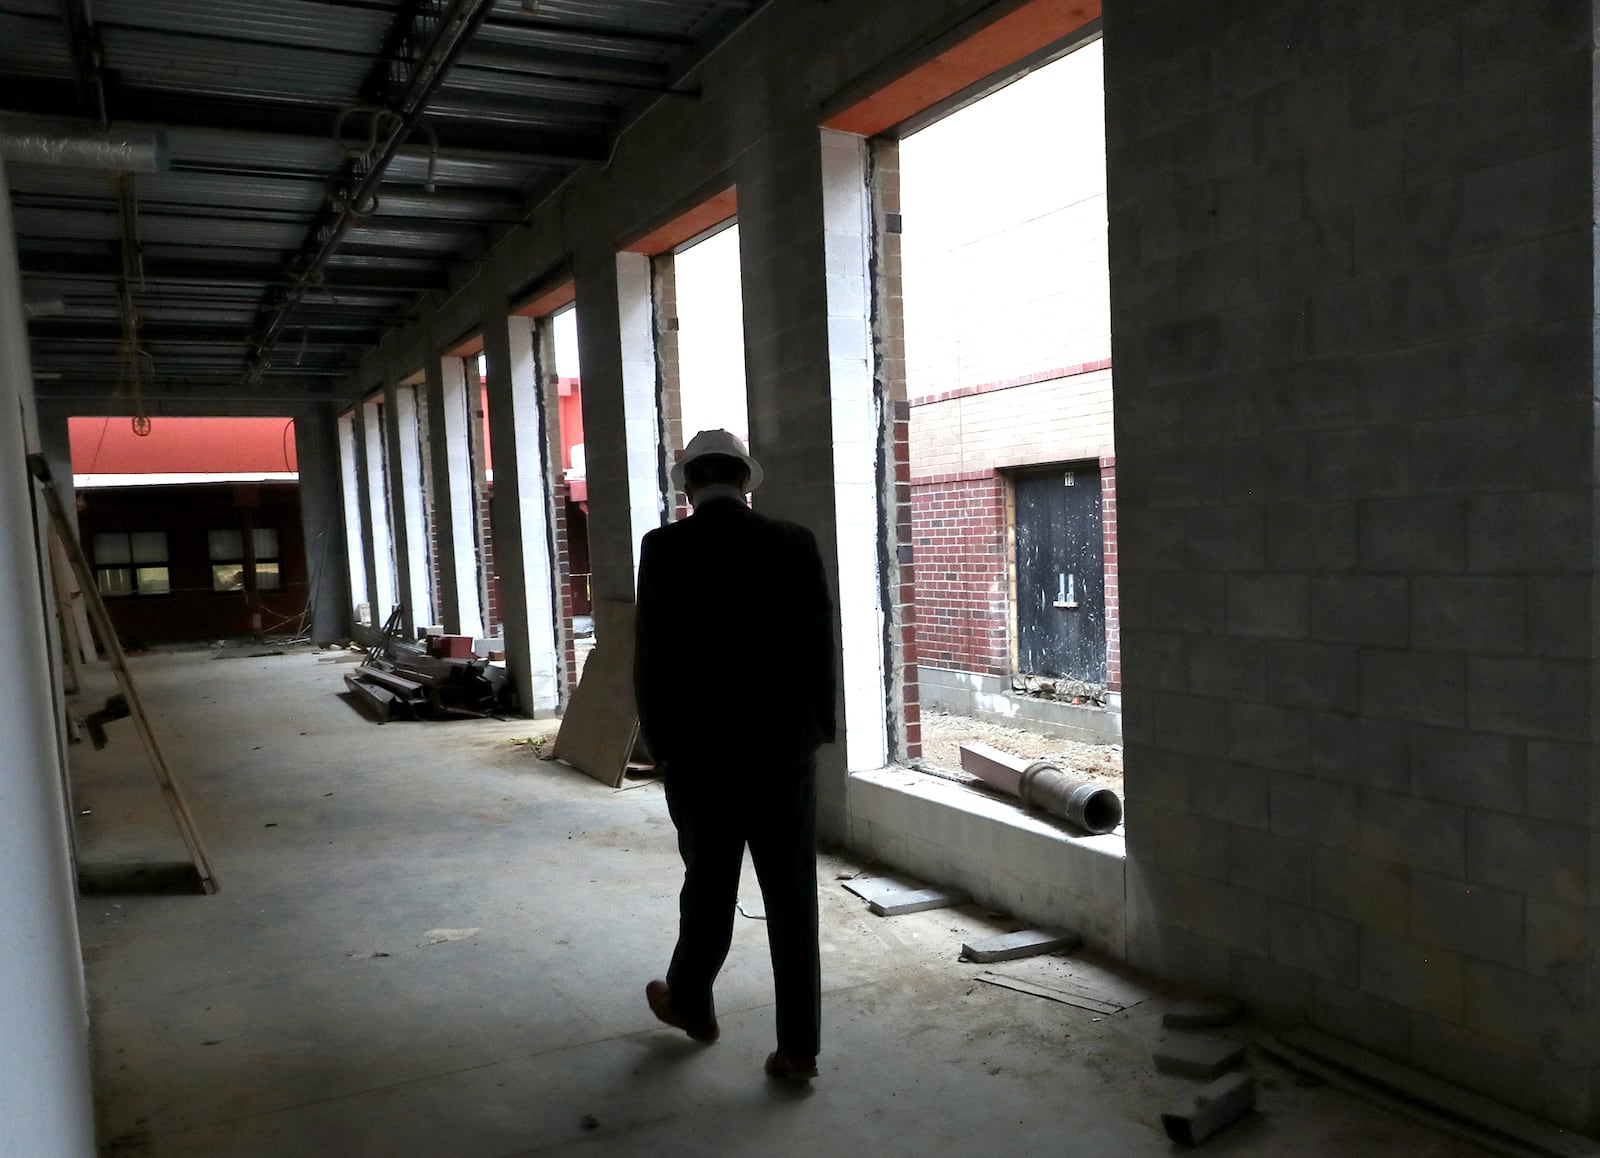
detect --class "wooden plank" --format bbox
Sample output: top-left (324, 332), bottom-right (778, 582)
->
top-left (27, 454), bottom-right (219, 895)
top-left (344, 673), bottom-right (397, 723)
top-left (551, 599), bottom-right (640, 789)
top-left (52, 530), bottom-right (95, 667)
top-left (354, 665), bottom-right (426, 698)
top-left (1257, 1036), bottom-right (1592, 1158)
top-left (46, 528), bottom-right (83, 695)
top-left (1278, 1030), bottom-right (1600, 1158)
top-left (974, 971), bottom-right (1123, 1016)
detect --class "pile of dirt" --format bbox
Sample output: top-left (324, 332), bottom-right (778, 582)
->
top-left (916, 710), bottom-right (1123, 798)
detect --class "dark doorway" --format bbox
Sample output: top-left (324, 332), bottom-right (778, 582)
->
top-left (1014, 463), bottom-right (1106, 682)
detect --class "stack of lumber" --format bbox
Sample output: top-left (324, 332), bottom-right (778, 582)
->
top-left (343, 642), bottom-right (514, 723)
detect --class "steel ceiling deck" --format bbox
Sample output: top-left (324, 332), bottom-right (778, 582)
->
top-left (3, 0), bottom-right (758, 390)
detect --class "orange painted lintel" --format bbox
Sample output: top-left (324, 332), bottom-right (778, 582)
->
top-left (513, 280), bottom-right (577, 319)
top-left (445, 333), bottom-right (484, 359)
top-left (621, 186), bottom-right (738, 256)
top-left (823, 0), bottom-right (1101, 138)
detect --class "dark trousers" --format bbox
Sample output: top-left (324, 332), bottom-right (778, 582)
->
top-left (663, 755), bottom-right (820, 1058)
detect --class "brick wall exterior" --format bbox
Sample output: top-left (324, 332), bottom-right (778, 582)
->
top-left (873, 138), bottom-right (920, 759)
top-left (911, 471), bottom-right (1009, 675)
top-left (909, 365), bottom-right (1120, 690)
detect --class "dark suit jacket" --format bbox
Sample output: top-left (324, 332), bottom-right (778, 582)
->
top-left (633, 496), bottom-right (837, 769)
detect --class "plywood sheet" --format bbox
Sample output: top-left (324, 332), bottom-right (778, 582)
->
top-left (552, 599), bottom-right (639, 789)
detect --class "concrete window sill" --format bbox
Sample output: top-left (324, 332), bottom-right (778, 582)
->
top-left (847, 766), bottom-right (1127, 956)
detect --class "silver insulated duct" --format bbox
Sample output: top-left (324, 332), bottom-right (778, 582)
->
top-left (0, 114), bottom-right (167, 172)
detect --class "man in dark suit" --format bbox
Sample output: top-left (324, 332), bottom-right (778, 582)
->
top-left (634, 429), bottom-right (837, 1083)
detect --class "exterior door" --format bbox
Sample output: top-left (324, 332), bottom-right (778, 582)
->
top-left (1014, 463), bottom-right (1106, 683)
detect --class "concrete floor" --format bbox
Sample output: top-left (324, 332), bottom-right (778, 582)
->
top-left (70, 649), bottom-right (1490, 1157)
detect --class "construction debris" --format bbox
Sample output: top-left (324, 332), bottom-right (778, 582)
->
top-left (961, 927), bottom-right (1080, 963)
top-left (340, 616), bottom-right (514, 723)
top-left (419, 927), bottom-right (479, 946)
top-left (1258, 1030), bottom-right (1600, 1158)
top-left (1161, 1073), bottom-right (1256, 1146)
top-left (842, 876), bottom-right (970, 916)
top-left (958, 742), bottom-right (1122, 834)
top-left (78, 693), bottom-right (131, 750)
top-left (1152, 1032), bottom-right (1245, 1079)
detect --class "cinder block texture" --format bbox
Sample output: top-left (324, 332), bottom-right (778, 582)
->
top-left (1106, 0), bottom-right (1598, 1129)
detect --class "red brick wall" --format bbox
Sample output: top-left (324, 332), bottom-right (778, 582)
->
top-left (911, 470), bottom-right (1010, 675)
top-left (908, 364), bottom-right (1122, 693)
top-left (480, 484), bottom-right (499, 635)
top-left (891, 399), bottom-right (920, 756)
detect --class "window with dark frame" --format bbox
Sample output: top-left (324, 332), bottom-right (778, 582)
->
top-left (91, 531), bottom-right (170, 597)
top-left (208, 528), bottom-right (282, 593)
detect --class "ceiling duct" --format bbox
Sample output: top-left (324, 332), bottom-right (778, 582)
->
top-left (0, 114), bottom-right (168, 172)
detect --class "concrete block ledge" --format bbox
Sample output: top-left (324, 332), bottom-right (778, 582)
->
top-left (918, 665), bottom-right (1123, 744)
top-left (846, 767), bottom-right (1127, 957)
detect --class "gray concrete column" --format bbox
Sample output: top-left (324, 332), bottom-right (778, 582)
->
top-left (736, 123), bottom-right (888, 839)
top-left (335, 409), bottom-right (370, 625)
top-left (355, 398), bottom-right (395, 629)
top-left (0, 154), bottom-right (96, 1157)
top-left (423, 354), bottom-right (483, 636)
top-left (382, 377), bottom-right (432, 637)
top-left (292, 404), bottom-right (353, 644)
top-left (572, 249), bottom-right (664, 609)
top-left (481, 313), bottom-right (561, 715)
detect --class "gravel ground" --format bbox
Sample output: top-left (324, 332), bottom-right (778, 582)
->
top-left (917, 709), bottom-right (1124, 797)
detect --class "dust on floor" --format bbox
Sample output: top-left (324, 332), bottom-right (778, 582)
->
top-left (917, 709), bottom-right (1124, 798)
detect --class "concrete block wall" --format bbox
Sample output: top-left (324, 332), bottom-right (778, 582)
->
top-left (851, 767), bottom-right (1127, 954)
top-left (1104, 0), bottom-right (1598, 1128)
top-left (1101, 456), bottom-right (1120, 690)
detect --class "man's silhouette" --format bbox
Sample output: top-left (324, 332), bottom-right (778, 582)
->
top-left (633, 429), bottom-right (836, 1083)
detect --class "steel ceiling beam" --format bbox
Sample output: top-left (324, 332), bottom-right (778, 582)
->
top-left (244, 0), bottom-right (543, 379)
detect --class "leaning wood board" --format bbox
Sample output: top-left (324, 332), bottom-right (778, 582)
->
top-left (29, 454), bottom-right (219, 894)
top-left (551, 599), bottom-right (639, 788)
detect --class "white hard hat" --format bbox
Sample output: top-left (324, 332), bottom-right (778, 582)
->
top-left (670, 428), bottom-right (763, 492)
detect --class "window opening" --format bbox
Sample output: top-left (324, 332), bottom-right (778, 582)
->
top-left (92, 531), bottom-right (170, 596)
top-left (894, 39), bottom-right (1122, 798)
top-left (672, 222), bottom-right (749, 450)
top-left (210, 528), bottom-right (281, 592)
top-left (552, 306), bottom-right (591, 622)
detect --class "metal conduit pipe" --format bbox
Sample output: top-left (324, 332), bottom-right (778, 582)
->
top-left (248, 0), bottom-right (499, 374)
top-left (0, 114), bottom-right (167, 172)
top-left (959, 742), bottom-right (1123, 835)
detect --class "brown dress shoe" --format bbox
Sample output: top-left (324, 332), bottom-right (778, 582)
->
top-left (645, 980), bottom-right (719, 1042)
top-left (764, 1051), bottom-right (819, 1083)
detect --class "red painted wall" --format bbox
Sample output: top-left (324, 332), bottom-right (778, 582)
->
top-left (69, 416), bottom-right (298, 475)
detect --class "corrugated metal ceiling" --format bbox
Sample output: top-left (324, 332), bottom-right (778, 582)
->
top-left (3, 0), bottom-right (761, 390)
